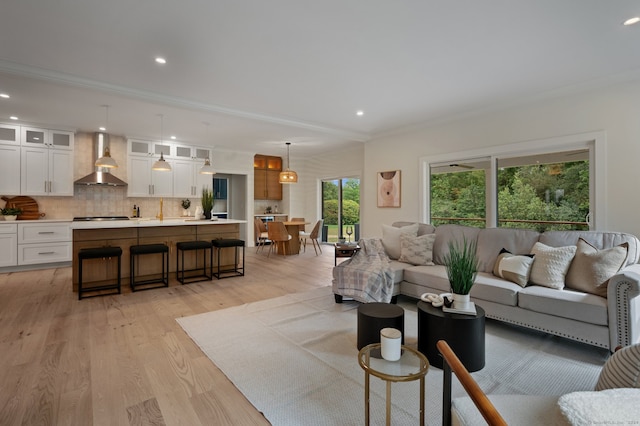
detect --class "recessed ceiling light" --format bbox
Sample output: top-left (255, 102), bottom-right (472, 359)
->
top-left (170, 135), bottom-right (176, 140)
top-left (10, 116), bottom-right (18, 120)
top-left (155, 57), bottom-right (167, 64)
top-left (0, 93), bottom-right (9, 99)
top-left (356, 110), bottom-right (364, 116)
top-left (99, 126), bottom-right (106, 131)
top-left (624, 17), bottom-right (640, 26)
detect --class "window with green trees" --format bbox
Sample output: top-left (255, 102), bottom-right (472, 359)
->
top-left (429, 149), bottom-right (590, 231)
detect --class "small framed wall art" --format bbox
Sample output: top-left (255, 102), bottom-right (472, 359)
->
top-left (377, 170), bottom-right (401, 207)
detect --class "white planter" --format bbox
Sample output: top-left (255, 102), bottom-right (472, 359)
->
top-left (3, 215), bottom-right (17, 221)
top-left (452, 293), bottom-right (471, 310)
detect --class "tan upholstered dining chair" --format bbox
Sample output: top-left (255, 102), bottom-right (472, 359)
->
top-left (267, 221), bottom-right (292, 257)
top-left (300, 219), bottom-right (323, 255)
top-left (254, 218), bottom-right (269, 253)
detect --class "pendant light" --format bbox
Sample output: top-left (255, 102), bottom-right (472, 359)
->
top-left (199, 122), bottom-right (216, 175)
top-left (95, 105), bottom-right (118, 168)
top-left (279, 142), bottom-right (298, 184)
top-left (152, 114), bottom-right (171, 171)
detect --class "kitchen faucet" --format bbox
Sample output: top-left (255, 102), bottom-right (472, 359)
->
top-left (156, 197), bottom-right (163, 221)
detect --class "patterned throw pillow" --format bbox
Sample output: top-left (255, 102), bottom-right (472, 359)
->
top-left (381, 223), bottom-right (419, 259)
top-left (595, 344), bottom-right (640, 390)
top-left (492, 248), bottom-right (535, 287)
top-left (529, 242), bottom-right (576, 289)
top-left (398, 233), bottom-right (436, 266)
top-left (565, 238), bottom-right (628, 297)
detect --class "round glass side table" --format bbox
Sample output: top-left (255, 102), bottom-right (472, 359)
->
top-left (358, 343), bottom-right (429, 426)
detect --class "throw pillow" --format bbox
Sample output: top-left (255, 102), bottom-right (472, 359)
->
top-left (492, 248), bottom-right (535, 287)
top-left (565, 238), bottom-right (628, 297)
top-left (595, 344), bottom-right (640, 390)
top-left (398, 233), bottom-right (436, 266)
top-left (381, 223), bottom-right (419, 259)
top-left (529, 242), bottom-right (577, 289)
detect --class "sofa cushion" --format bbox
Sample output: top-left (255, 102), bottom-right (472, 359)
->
top-left (540, 230), bottom-right (640, 267)
top-left (382, 223), bottom-right (419, 259)
top-left (529, 242), bottom-right (576, 289)
top-left (433, 225), bottom-right (481, 266)
top-left (403, 264), bottom-right (451, 293)
top-left (470, 272), bottom-right (521, 306)
top-left (398, 233), bottom-right (436, 266)
top-left (476, 227), bottom-right (540, 273)
top-left (565, 238), bottom-right (628, 297)
top-left (518, 285), bottom-right (608, 325)
top-left (388, 260), bottom-right (407, 284)
top-left (595, 344), bottom-right (640, 390)
top-left (492, 249), bottom-right (535, 287)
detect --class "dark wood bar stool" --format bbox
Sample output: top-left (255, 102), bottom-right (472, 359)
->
top-left (176, 240), bottom-right (213, 284)
top-left (78, 246), bottom-right (122, 300)
top-left (130, 243), bottom-right (169, 291)
top-left (211, 239), bottom-right (245, 279)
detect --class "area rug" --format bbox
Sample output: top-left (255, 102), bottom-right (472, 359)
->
top-left (177, 287), bottom-right (609, 425)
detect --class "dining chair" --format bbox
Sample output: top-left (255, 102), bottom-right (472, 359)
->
top-left (267, 221), bottom-right (292, 257)
top-left (254, 217), bottom-right (269, 253)
top-left (300, 219), bottom-right (323, 255)
top-left (291, 217), bottom-right (306, 246)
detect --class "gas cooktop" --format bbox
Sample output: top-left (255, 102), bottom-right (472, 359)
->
top-left (72, 216), bottom-right (131, 221)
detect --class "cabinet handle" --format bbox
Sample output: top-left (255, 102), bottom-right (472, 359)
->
top-left (38, 231), bottom-right (55, 234)
top-left (38, 251), bottom-right (55, 255)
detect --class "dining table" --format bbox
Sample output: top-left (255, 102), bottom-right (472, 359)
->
top-left (281, 220), bottom-right (310, 255)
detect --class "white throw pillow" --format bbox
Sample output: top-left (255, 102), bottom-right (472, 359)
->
top-left (492, 248), bottom-right (534, 288)
top-left (398, 233), bottom-right (436, 265)
top-left (557, 388), bottom-right (640, 425)
top-left (595, 344), bottom-right (640, 390)
top-left (529, 242), bottom-right (576, 289)
top-left (381, 223), bottom-right (419, 259)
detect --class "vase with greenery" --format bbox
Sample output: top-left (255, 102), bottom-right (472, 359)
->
top-left (443, 236), bottom-right (479, 309)
top-left (1, 207), bottom-right (22, 221)
top-left (201, 187), bottom-right (213, 219)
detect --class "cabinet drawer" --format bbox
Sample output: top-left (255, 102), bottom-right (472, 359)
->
top-left (0, 233), bottom-right (17, 267)
top-left (18, 242), bottom-right (72, 265)
top-left (0, 223), bottom-right (17, 234)
top-left (18, 223), bottom-right (71, 243)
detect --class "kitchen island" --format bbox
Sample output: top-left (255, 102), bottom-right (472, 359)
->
top-left (71, 218), bottom-right (246, 292)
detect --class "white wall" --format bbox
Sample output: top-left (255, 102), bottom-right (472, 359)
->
top-left (362, 78), bottom-right (640, 237)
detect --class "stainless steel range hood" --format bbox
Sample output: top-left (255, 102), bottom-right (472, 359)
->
top-left (74, 133), bottom-right (127, 186)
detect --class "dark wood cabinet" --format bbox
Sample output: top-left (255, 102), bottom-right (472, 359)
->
top-left (254, 154), bottom-right (282, 200)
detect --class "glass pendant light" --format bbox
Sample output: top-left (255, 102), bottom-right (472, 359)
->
top-left (152, 114), bottom-right (171, 171)
top-left (279, 142), bottom-right (298, 184)
top-left (95, 105), bottom-right (118, 168)
top-left (199, 122), bottom-right (216, 174)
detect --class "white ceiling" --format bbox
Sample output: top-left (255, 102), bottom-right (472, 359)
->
top-left (1, 0), bottom-right (640, 158)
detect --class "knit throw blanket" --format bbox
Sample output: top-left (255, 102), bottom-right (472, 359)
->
top-left (332, 238), bottom-right (394, 303)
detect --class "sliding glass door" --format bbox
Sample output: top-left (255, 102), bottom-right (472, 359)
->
top-left (322, 178), bottom-right (360, 243)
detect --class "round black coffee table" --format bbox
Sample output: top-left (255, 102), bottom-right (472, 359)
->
top-left (417, 301), bottom-right (485, 372)
top-left (357, 302), bottom-right (405, 350)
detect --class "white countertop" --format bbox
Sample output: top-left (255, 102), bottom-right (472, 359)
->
top-left (1, 219), bottom-right (72, 223)
top-left (70, 218), bottom-right (246, 230)
top-left (254, 214), bottom-right (288, 217)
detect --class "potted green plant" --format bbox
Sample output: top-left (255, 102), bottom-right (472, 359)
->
top-left (1, 207), bottom-right (22, 221)
top-left (443, 236), bottom-right (479, 310)
top-left (181, 199), bottom-right (191, 216)
top-left (201, 187), bottom-right (213, 219)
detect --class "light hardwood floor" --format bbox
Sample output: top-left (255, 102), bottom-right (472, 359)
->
top-left (0, 244), bottom-right (337, 425)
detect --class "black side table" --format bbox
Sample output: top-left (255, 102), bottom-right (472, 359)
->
top-left (417, 301), bottom-right (485, 372)
top-left (357, 302), bottom-right (405, 350)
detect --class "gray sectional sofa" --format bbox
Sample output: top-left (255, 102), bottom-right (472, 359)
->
top-left (332, 222), bottom-right (640, 351)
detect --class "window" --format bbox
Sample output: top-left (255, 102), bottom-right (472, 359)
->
top-left (422, 132), bottom-right (603, 230)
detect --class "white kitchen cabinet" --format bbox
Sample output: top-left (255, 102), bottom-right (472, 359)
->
top-left (0, 123), bottom-right (20, 145)
top-left (129, 139), bottom-right (171, 157)
top-left (17, 222), bottom-right (72, 265)
top-left (21, 127), bottom-right (73, 150)
top-left (0, 224), bottom-right (18, 267)
top-left (172, 159), bottom-right (214, 198)
top-left (0, 144), bottom-right (21, 194)
top-left (127, 156), bottom-right (173, 197)
top-left (21, 146), bottom-right (74, 196)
